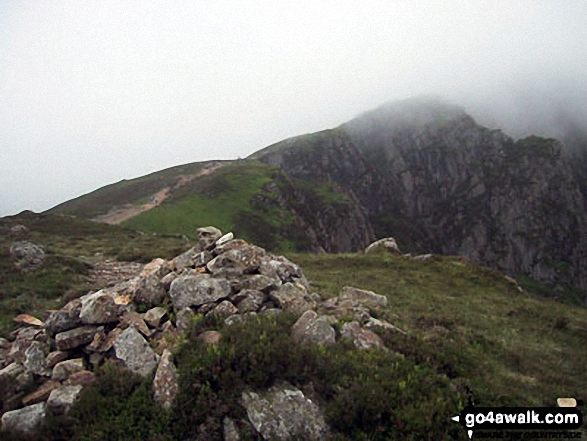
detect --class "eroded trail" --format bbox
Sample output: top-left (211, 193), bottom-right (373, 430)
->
top-left (93, 162), bottom-right (224, 225)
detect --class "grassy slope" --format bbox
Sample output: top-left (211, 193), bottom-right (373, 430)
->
top-left (288, 252), bottom-right (587, 408)
top-left (0, 212), bottom-right (189, 335)
top-left (48, 160), bottom-right (226, 218)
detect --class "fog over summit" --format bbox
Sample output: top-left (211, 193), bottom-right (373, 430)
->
top-left (1, 1), bottom-right (586, 216)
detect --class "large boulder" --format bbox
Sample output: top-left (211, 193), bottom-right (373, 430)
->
top-left (114, 326), bottom-right (160, 377)
top-left (241, 381), bottom-right (329, 440)
top-left (365, 237), bottom-right (401, 255)
top-left (9, 241), bottom-right (45, 271)
top-left (170, 274), bottom-right (231, 309)
top-left (0, 402), bottom-right (46, 434)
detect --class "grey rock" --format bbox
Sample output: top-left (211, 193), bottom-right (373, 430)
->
top-left (79, 290), bottom-right (122, 324)
top-left (153, 349), bottom-right (179, 409)
top-left (160, 271), bottom-right (179, 291)
top-left (208, 300), bottom-right (238, 318)
top-left (140, 258), bottom-right (170, 279)
top-left (0, 362), bottom-right (25, 397)
top-left (236, 290), bottom-right (266, 313)
top-left (241, 381), bottom-right (329, 440)
top-left (175, 307), bottom-right (196, 332)
top-left (144, 306), bottom-right (167, 328)
top-left (55, 326), bottom-right (103, 351)
top-left (197, 226), bottom-right (222, 250)
top-left (52, 358), bottom-right (85, 381)
top-left (170, 274), bottom-right (231, 309)
top-left (412, 253), bottom-right (434, 263)
top-left (341, 321), bottom-right (386, 351)
top-left (9, 241), bottom-right (45, 271)
top-left (23, 341), bottom-right (50, 376)
top-left (259, 255), bottom-right (309, 288)
top-left (270, 282), bottom-right (314, 314)
top-left (291, 310), bottom-right (336, 346)
top-left (1, 402), bottom-right (46, 434)
top-left (114, 326), bottom-right (160, 377)
top-left (45, 300), bottom-right (83, 335)
top-left (47, 384), bottom-right (83, 414)
top-left (171, 247), bottom-right (199, 271)
top-left (339, 286), bottom-right (388, 308)
top-left (239, 274), bottom-right (282, 292)
top-left (133, 274), bottom-right (166, 305)
top-left (365, 237), bottom-right (401, 255)
top-left (214, 239), bottom-right (249, 255)
top-left (223, 417), bottom-right (241, 441)
top-left (364, 317), bottom-right (408, 335)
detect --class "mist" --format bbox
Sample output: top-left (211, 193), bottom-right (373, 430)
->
top-left (1, 1), bottom-right (586, 216)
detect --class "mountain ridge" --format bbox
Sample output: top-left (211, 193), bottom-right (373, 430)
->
top-left (46, 98), bottom-right (587, 293)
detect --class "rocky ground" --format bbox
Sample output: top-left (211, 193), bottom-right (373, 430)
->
top-left (0, 226), bottom-right (408, 439)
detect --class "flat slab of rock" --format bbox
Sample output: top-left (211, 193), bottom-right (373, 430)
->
top-left (52, 358), bottom-right (85, 381)
top-left (55, 325), bottom-right (103, 351)
top-left (170, 274), bottom-right (231, 309)
top-left (22, 380), bottom-right (60, 406)
top-left (114, 326), bottom-right (160, 377)
top-left (339, 286), bottom-right (388, 308)
top-left (47, 384), bottom-right (83, 414)
top-left (1, 402), bottom-right (46, 434)
top-left (292, 311), bottom-right (335, 346)
top-left (13, 314), bottom-right (44, 327)
top-left (241, 381), bottom-right (329, 440)
top-left (153, 349), bottom-right (178, 410)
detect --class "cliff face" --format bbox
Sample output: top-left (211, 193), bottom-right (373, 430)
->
top-left (255, 98), bottom-right (587, 289)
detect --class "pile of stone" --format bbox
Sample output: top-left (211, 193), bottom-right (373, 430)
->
top-left (0, 226), bottom-right (404, 439)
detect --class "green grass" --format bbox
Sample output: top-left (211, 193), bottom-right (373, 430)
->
top-left (49, 161), bottom-right (224, 218)
top-left (287, 252), bottom-right (587, 409)
top-left (0, 212), bottom-right (189, 336)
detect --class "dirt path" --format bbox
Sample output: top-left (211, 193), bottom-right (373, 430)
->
top-left (93, 162), bottom-right (224, 225)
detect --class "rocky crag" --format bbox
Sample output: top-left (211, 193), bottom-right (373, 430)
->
top-left (0, 227), bottom-right (404, 439)
top-left (252, 97), bottom-right (587, 290)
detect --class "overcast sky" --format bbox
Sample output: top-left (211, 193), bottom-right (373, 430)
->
top-left (1, 1), bottom-right (586, 217)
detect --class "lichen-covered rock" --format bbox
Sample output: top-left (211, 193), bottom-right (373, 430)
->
top-left (9, 241), bottom-right (45, 271)
top-left (208, 300), bottom-right (238, 318)
top-left (114, 326), bottom-right (160, 377)
top-left (45, 300), bottom-right (82, 335)
top-left (259, 255), bottom-right (309, 289)
top-left (341, 321), bottom-right (386, 351)
top-left (175, 307), bottom-right (196, 332)
top-left (197, 226), bottom-right (222, 250)
top-left (55, 326), bottom-right (103, 351)
top-left (79, 290), bottom-right (123, 324)
top-left (291, 310), bottom-right (335, 346)
top-left (223, 417), bottom-right (241, 441)
top-left (120, 312), bottom-right (151, 337)
top-left (23, 341), bottom-right (50, 376)
top-left (339, 286), bottom-right (388, 308)
top-left (144, 306), bottom-right (167, 328)
top-left (133, 274), bottom-right (166, 305)
top-left (270, 282), bottom-right (314, 314)
top-left (170, 274), bottom-right (231, 309)
top-left (52, 358), bottom-right (85, 381)
top-left (241, 381), bottom-right (329, 440)
top-left (47, 384), bottom-right (83, 414)
top-left (236, 290), bottom-right (266, 313)
top-left (239, 274), bottom-right (282, 292)
top-left (153, 349), bottom-right (178, 410)
top-left (1, 402), bottom-right (46, 434)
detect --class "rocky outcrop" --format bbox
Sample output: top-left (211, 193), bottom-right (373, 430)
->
top-left (254, 98), bottom-right (587, 289)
